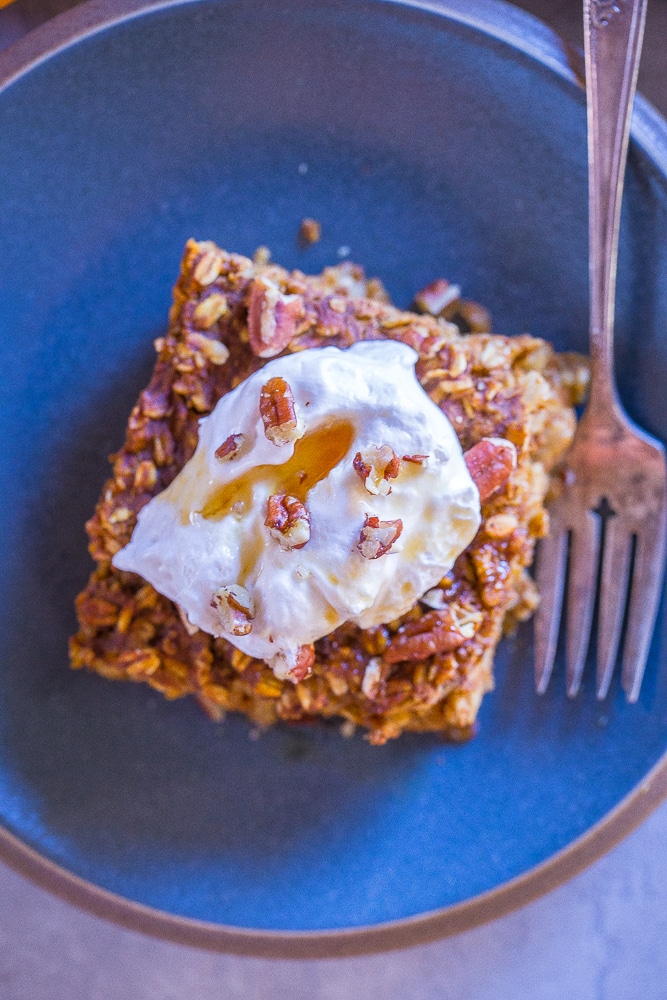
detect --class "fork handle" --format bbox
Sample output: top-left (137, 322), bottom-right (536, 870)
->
top-left (584, 0), bottom-right (647, 419)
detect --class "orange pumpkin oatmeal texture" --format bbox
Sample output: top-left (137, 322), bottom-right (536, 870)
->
top-left (70, 240), bottom-right (587, 744)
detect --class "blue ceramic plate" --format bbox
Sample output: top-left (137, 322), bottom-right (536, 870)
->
top-left (1, 0), bottom-right (667, 957)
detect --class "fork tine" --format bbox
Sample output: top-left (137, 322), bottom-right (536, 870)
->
top-left (535, 525), bottom-right (568, 695)
top-left (566, 510), bottom-right (601, 697)
top-left (621, 514), bottom-right (667, 703)
top-left (596, 515), bottom-right (632, 699)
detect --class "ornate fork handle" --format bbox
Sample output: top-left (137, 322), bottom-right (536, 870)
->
top-left (584, 0), bottom-right (647, 426)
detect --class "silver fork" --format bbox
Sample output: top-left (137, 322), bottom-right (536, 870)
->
top-left (534, 0), bottom-right (667, 702)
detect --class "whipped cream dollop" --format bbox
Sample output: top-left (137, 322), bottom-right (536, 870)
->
top-left (113, 341), bottom-right (481, 679)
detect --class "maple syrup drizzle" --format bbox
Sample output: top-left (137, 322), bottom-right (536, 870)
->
top-left (199, 419), bottom-right (356, 520)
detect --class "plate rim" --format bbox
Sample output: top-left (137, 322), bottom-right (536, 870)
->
top-left (2, 0), bottom-right (667, 959)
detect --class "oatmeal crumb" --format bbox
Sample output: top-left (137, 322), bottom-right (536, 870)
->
top-left (253, 245), bottom-right (271, 266)
top-left (298, 218), bottom-right (321, 245)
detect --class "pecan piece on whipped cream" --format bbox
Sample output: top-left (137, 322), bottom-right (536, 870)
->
top-left (259, 376), bottom-right (303, 446)
top-left (265, 493), bottom-right (311, 550)
top-left (214, 433), bottom-right (245, 461)
top-left (211, 584), bottom-right (255, 636)
top-left (353, 445), bottom-right (401, 496)
top-left (247, 276), bottom-right (304, 358)
top-left (357, 514), bottom-right (403, 560)
top-left (464, 437), bottom-right (517, 502)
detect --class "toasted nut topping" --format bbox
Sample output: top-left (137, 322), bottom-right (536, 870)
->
top-left (259, 376), bottom-right (303, 446)
top-left (265, 493), bottom-right (311, 550)
top-left (193, 249), bottom-right (224, 286)
top-left (353, 445), bottom-right (401, 496)
top-left (327, 673), bottom-right (349, 697)
top-left (384, 608), bottom-right (467, 664)
top-left (464, 437), bottom-right (517, 502)
top-left (193, 293), bottom-right (228, 329)
top-left (414, 278), bottom-right (461, 316)
top-left (402, 453), bottom-right (429, 465)
top-left (357, 514), bottom-right (403, 560)
top-left (215, 433), bottom-right (246, 462)
top-left (450, 603), bottom-right (484, 638)
top-left (133, 459), bottom-right (158, 491)
top-left (186, 331), bottom-right (230, 365)
top-left (298, 217), bottom-right (321, 244)
top-left (211, 584), bottom-right (255, 636)
top-left (380, 314), bottom-right (413, 330)
top-left (478, 339), bottom-right (511, 372)
top-left (484, 513), bottom-right (519, 538)
top-left (272, 644), bottom-right (316, 683)
top-left (421, 587), bottom-right (447, 610)
top-left (361, 657), bottom-right (384, 700)
top-left (248, 277), bottom-right (304, 358)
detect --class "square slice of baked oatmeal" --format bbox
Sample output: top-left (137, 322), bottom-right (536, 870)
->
top-left (70, 240), bottom-right (586, 744)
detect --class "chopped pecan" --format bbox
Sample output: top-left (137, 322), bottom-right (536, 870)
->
top-left (353, 445), bottom-right (401, 496)
top-left (357, 514), bottom-right (403, 559)
top-left (272, 644), bottom-right (316, 683)
top-left (402, 453), bottom-right (429, 465)
top-left (215, 433), bottom-right (245, 461)
top-left (247, 277), bottom-right (304, 358)
top-left (361, 657), bottom-right (385, 699)
top-left (384, 608), bottom-right (468, 664)
top-left (211, 584), bottom-right (255, 636)
top-left (265, 493), bottom-right (311, 549)
top-left (259, 376), bottom-right (303, 446)
top-left (464, 437), bottom-right (517, 502)
top-left (414, 278), bottom-right (461, 316)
